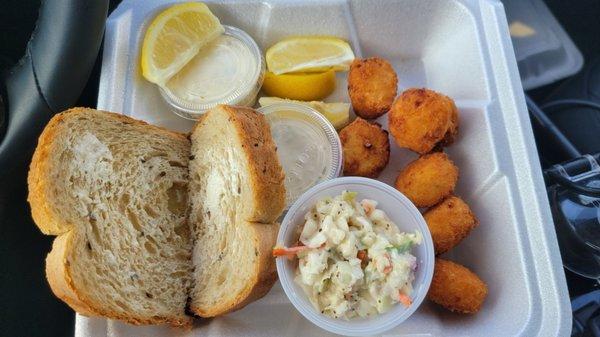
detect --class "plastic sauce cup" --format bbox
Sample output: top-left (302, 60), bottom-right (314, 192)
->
top-left (276, 177), bottom-right (435, 336)
top-left (160, 25), bottom-right (265, 120)
top-left (258, 102), bottom-right (342, 209)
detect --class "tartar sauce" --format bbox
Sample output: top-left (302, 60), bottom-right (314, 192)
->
top-left (160, 25), bottom-right (264, 118)
top-left (274, 191), bottom-right (422, 319)
top-left (260, 103), bottom-right (342, 208)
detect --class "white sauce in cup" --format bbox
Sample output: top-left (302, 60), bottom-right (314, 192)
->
top-left (259, 103), bottom-right (342, 208)
top-left (159, 25), bottom-right (264, 119)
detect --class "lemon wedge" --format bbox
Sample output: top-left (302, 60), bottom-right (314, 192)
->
top-left (265, 36), bottom-right (355, 75)
top-left (141, 2), bottom-right (224, 85)
top-left (259, 97), bottom-right (350, 129)
top-left (262, 70), bottom-right (336, 101)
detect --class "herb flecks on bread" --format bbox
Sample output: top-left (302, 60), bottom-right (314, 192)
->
top-left (188, 105), bottom-right (285, 317)
top-left (28, 108), bottom-right (193, 326)
top-left (27, 106), bottom-right (286, 325)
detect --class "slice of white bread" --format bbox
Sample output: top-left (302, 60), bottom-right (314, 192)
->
top-left (28, 108), bottom-right (193, 326)
top-left (188, 105), bottom-right (285, 317)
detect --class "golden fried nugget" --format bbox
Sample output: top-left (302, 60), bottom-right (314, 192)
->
top-left (394, 152), bottom-right (458, 207)
top-left (424, 196), bottom-right (478, 255)
top-left (348, 57), bottom-right (398, 119)
top-left (388, 88), bottom-right (458, 154)
top-left (428, 258), bottom-right (487, 314)
top-left (439, 103), bottom-right (459, 148)
top-left (340, 117), bottom-right (390, 178)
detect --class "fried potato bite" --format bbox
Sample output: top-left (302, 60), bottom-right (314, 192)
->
top-left (428, 258), bottom-right (487, 314)
top-left (348, 57), bottom-right (398, 119)
top-left (424, 196), bottom-right (478, 255)
top-left (340, 117), bottom-right (390, 178)
top-left (388, 88), bottom-right (458, 154)
top-left (395, 152), bottom-right (458, 207)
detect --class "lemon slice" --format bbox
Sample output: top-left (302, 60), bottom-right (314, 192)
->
top-left (259, 97), bottom-right (350, 129)
top-left (262, 70), bottom-right (336, 101)
top-left (141, 2), bottom-right (224, 85)
top-left (265, 36), bottom-right (355, 75)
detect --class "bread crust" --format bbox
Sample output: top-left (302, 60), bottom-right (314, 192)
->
top-left (188, 105), bottom-right (284, 317)
top-left (28, 107), bottom-right (189, 235)
top-left (28, 107), bottom-right (192, 326)
top-left (229, 105), bottom-right (285, 223)
top-left (45, 233), bottom-right (98, 316)
top-left (46, 233), bottom-right (193, 326)
top-left (189, 223), bottom-right (279, 317)
top-left (224, 105), bottom-right (285, 223)
top-left (28, 109), bottom-right (73, 235)
top-left (29, 106), bottom-right (283, 325)
top-left (192, 105), bottom-right (286, 223)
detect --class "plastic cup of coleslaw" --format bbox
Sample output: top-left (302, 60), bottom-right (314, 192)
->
top-left (275, 177), bottom-right (435, 336)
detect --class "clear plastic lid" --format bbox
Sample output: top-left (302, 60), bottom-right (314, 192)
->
top-left (276, 177), bottom-right (434, 336)
top-left (258, 103), bottom-right (342, 208)
top-left (159, 25), bottom-right (265, 120)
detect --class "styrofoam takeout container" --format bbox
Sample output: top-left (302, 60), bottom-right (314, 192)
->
top-left (87, 0), bottom-right (571, 336)
top-left (502, 0), bottom-right (583, 90)
top-left (276, 177), bottom-right (435, 336)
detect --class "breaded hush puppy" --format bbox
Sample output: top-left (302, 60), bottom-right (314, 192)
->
top-left (388, 88), bottom-right (458, 154)
top-left (339, 117), bottom-right (390, 178)
top-left (348, 57), bottom-right (398, 119)
top-left (424, 196), bottom-right (478, 255)
top-left (395, 152), bottom-right (458, 207)
top-left (428, 258), bottom-right (488, 314)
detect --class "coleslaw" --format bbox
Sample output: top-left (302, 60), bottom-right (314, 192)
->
top-left (273, 191), bottom-right (422, 319)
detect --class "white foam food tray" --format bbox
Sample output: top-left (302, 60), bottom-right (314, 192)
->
top-left (81, 0), bottom-right (571, 336)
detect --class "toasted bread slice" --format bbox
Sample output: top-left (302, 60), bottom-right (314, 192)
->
top-left (188, 105), bottom-right (285, 317)
top-left (28, 108), bottom-right (193, 326)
